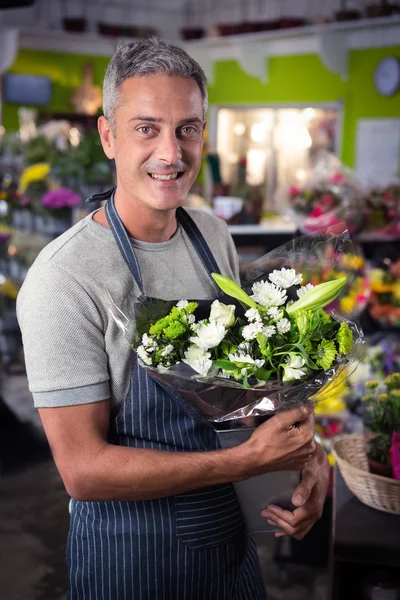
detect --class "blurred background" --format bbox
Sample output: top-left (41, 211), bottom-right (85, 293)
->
top-left (1, 1), bottom-right (400, 599)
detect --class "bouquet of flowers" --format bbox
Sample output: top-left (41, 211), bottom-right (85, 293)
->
top-left (277, 152), bottom-right (366, 236)
top-left (368, 260), bottom-right (400, 328)
top-left (110, 231), bottom-right (364, 424)
top-left (365, 183), bottom-right (400, 238)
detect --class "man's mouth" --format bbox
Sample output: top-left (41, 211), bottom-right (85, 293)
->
top-left (148, 172), bottom-right (184, 181)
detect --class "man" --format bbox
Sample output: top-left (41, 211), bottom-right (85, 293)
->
top-left (17, 38), bottom-right (329, 599)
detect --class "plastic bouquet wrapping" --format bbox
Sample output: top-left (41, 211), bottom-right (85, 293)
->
top-left (109, 231), bottom-right (364, 426)
top-left (289, 240), bottom-right (370, 320)
top-left (277, 152), bottom-right (366, 236)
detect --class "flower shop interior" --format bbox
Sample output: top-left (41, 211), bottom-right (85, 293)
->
top-left (1, 0), bottom-right (400, 599)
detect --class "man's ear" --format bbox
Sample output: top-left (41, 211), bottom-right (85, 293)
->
top-left (98, 116), bottom-right (115, 160)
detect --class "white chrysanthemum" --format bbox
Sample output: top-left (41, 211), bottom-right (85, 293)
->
top-left (141, 333), bottom-right (156, 349)
top-left (161, 344), bottom-right (174, 357)
top-left (177, 300), bottom-right (189, 309)
top-left (277, 318), bottom-right (291, 334)
top-left (262, 325), bottom-right (276, 338)
top-left (269, 268), bottom-right (303, 289)
top-left (228, 352), bottom-right (265, 369)
top-left (189, 320), bottom-right (227, 350)
top-left (242, 321), bottom-right (263, 341)
top-left (297, 283), bottom-right (315, 298)
top-left (182, 346), bottom-right (213, 377)
top-left (251, 281), bottom-right (287, 308)
top-left (267, 307), bottom-right (282, 320)
top-left (137, 345), bottom-right (153, 365)
top-left (186, 314), bottom-right (195, 324)
top-left (245, 308), bottom-right (261, 322)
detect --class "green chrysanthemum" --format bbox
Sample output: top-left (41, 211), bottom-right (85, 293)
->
top-left (316, 339), bottom-right (337, 370)
top-left (163, 321), bottom-right (187, 339)
top-left (337, 322), bottom-right (353, 354)
top-left (186, 301), bottom-right (198, 314)
top-left (319, 310), bottom-right (332, 324)
top-left (149, 316), bottom-right (171, 337)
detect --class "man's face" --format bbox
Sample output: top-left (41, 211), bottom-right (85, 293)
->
top-left (99, 74), bottom-right (205, 212)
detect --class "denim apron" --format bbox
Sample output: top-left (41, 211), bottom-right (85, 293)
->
top-left (67, 190), bottom-right (266, 599)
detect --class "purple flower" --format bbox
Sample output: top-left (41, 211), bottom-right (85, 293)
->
top-left (41, 187), bottom-right (80, 210)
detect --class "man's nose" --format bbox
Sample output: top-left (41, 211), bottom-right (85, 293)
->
top-left (157, 131), bottom-right (182, 165)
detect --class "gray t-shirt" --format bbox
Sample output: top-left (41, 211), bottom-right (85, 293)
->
top-left (17, 208), bottom-right (239, 413)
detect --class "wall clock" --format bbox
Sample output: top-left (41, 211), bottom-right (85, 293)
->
top-left (374, 56), bottom-right (400, 97)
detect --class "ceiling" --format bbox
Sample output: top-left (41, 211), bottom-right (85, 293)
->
top-left (0, 0), bottom-right (379, 42)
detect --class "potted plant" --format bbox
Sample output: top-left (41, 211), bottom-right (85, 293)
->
top-left (362, 373), bottom-right (400, 478)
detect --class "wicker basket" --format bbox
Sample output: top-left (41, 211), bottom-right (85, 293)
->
top-left (332, 433), bottom-right (400, 515)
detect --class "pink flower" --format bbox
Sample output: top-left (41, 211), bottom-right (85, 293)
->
top-left (41, 187), bottom-right (80, 210)
top-left (289, 186), bottom-right (301, 196)
top-left (390, 432), bottom-right (400, 481)
top-left (328, 172), bottom-right (345, 184)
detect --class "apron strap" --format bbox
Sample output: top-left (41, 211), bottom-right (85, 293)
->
top-left (86, 186), bottom-right (222, 293)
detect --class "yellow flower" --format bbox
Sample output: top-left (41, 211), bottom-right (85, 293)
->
top-left (339, 295), bottom-right (356, 314)
top-left (18, 163), bottom-right (50, 194)
top-left (0, 191), bottom-right (6, 200)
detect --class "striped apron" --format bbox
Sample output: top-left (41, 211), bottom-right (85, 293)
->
top-left (67, 191), bottom-right (267, 599)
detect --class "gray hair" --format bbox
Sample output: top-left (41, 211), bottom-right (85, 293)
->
top-left (103, 36), bottom-right (208, 133)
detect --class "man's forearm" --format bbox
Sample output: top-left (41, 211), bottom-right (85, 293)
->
top-left (67, 443), bottom-right (251, 501)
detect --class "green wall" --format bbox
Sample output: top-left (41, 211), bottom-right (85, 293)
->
top-left (3, 45), bottom-right (400, 168)
top-left (2, 49), bottom-right (110, 131)
top-left (208, 46), bottom-right (400, 167)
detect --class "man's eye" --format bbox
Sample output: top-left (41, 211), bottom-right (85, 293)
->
top-left (138, 126), bottom-right (153, 134)
top-left (181, 126), bottom-right (197, 134)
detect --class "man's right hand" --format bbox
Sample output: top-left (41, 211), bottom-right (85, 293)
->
top-left (243, 404), bottom-right (316, 476)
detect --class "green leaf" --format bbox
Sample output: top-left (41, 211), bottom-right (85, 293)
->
top-left (254, 367), bottom-right (272, 381)
top-left (213, 359), bottom-right (238, 372)
top-left (211, 273), bottom-right (257, 309)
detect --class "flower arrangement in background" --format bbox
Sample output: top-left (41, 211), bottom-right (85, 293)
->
top-left (362, 373), bottom-right (400, 479)
top-left (277, 152), bottom-right (366, 235)
top-left (365, 183), bottom-right (400, 237)
top-left (290, 243), bottom-right (370, 319)
top-left (368, 260), bottom-right (400, 327)
top-left (135, 268), bottom-right (354, 387)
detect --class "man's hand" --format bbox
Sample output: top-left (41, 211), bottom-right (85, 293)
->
top-left (261, 443), bottom-right (330, 540)
top-left (244, 404), bottom-right (316, 477)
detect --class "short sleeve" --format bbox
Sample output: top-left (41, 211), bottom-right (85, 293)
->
top-left (17, 262), bottom-right (110, 407)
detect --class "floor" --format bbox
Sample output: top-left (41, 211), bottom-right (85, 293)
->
top-left (0, 374), bottom-right (329, 600)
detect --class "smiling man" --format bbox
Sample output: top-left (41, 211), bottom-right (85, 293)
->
top-left (17, 38), bottom-right (328, 599)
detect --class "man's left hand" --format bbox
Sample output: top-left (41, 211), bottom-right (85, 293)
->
top-left (261, 443), bottom-right (330, 540)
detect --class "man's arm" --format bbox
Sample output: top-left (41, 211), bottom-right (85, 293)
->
top-left (39, 400), bottom-right (315, 502)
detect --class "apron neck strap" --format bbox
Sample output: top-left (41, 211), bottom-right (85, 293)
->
top-left (90, 187), bottom-right (222, 293)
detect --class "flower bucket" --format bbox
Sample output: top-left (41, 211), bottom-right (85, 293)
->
top-left (216, 426), bottom-right (300, 533)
